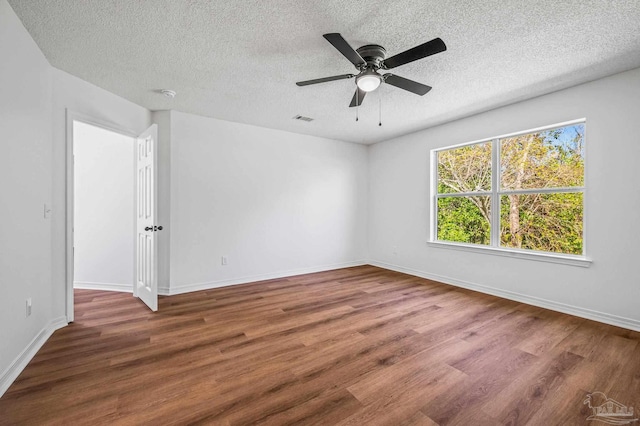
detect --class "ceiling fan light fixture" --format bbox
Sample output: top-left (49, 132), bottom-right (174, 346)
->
top-left (295, 33), bottom-right (446, 108)
top-left (356, 70), bottom-right (382, 92)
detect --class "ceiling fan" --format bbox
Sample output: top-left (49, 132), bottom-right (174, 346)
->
top-left (296, 33), bottom-right (446, 107)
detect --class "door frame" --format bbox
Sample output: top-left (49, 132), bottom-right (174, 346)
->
top-left (65, 109), bottom-right (139, 323)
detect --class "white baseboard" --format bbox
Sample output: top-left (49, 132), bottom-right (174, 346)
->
top-left (368, 260), bottom-right (640, 332)
top-left (74, 281), bottom-right (133, 293)
top-left (164, 260), bottom-right (367, 296)
top-left (0, 316), bottom-right (68, 398)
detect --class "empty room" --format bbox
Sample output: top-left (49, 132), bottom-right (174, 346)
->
top-left (1, 1), bottom-right (640, 425)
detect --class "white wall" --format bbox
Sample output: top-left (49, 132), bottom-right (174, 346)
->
top-left (166, 111), bottom-right (368, 293)
top-left (0, 0), bottom-right (56, 393)
top-left (73, 121), bottom-right (134, 291)
top-left (368, 67), bottom-right (640, 330)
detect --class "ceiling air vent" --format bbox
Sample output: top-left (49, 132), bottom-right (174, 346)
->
top-left (292, 115), bottom-right (314, 122)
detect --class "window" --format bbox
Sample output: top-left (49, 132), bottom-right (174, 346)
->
top-left (432, 120), bottom-right (585, 258)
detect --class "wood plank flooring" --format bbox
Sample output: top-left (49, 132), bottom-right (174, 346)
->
top-left (1, 265), bottom-right (639, 425)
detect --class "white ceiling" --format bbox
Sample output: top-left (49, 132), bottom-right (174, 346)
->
top-left (9, 0), bottom-right (640, 144)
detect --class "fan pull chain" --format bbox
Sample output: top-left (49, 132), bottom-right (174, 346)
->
top-left (378, 90), bottom-right (382, 127)
top-left (355, 89), bottom-right (359, 122)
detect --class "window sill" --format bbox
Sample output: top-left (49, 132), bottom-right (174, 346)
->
top-left (427, 241), bottom-right (592, 268)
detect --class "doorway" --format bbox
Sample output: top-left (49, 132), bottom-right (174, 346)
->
top-left (72, 120), bottom-right (135, 295)
top-left (65, 113), bottom-right (138, 322)
top-left (65, 112), bottom-right (159, 322)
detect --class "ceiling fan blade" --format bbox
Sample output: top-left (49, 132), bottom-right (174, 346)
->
top-left (349, 87), bottom-right (367, 107)
top-left (383, 38), bottom-right (446, 69)
top-left (323, 33), bottom-right (366, 67)
top-left (296, 74), bottom-right (355, 86)
top-left (383, 74), bottom-right (432, 95)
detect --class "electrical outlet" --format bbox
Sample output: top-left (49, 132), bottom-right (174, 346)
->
top-left (26, 298), bottom-right (32, 317)
top-left (221, 256), bottom-right (228, 266)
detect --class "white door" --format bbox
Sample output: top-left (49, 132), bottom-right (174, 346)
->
top-left (135, 124), bottom-right (158, 311)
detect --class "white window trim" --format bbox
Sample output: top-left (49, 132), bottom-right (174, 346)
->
top-left (429, 118), bottom-right (589, 267)
top-left (427, 241), bottom-right (591, 267)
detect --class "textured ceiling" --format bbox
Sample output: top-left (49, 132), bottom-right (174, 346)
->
top-left (8, 0), bottom-right (640, 144)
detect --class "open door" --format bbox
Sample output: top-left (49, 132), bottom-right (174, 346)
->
top-left (135, 124), bottom-right (159, 311)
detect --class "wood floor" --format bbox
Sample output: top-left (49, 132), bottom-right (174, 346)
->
top-left (1, 266), bottom-right (639, 425)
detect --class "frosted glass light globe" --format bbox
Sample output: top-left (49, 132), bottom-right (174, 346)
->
top-left (356, 71), bottom-right (382, 92)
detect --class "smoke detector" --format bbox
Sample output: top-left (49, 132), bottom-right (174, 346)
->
top-left (160, 89), bottom-right (176, 99)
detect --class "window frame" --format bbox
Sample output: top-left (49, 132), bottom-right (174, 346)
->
top-left (429, 119), bottom-right (591, 267)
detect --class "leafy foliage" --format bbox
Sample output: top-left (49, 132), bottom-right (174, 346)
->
top-left (438, 142), bottom-right (492, 193)
top-left (436, 124), bottom-right (584, 255)
top-left (437, 196), bottom-right (490, 245)
top-left (499, 193), bottom-right (583, 254)
top-left (501, 127), bottom-right (584, 190)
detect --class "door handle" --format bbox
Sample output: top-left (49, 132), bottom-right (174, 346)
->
top-left (154, 226), bottom-right (163, 231)
top-left (145, 226), bottom-right (153, 231)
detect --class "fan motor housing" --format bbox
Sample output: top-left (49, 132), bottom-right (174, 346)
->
top-left (356, 44), bottom-right (386, 69)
